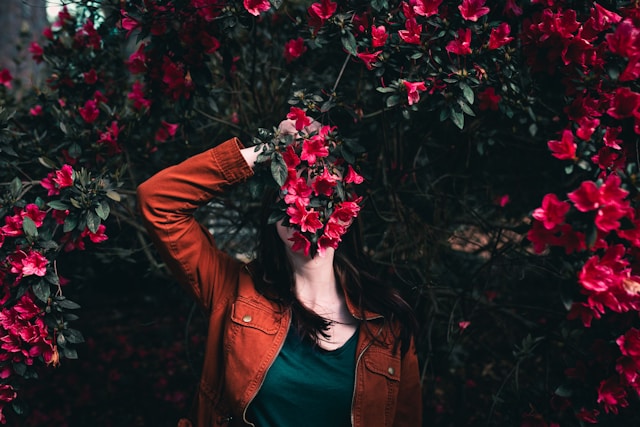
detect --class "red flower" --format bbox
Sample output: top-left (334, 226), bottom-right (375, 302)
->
top-left (284, 37), bottom-right (307, 63)
top-left (289, 232), bottom-right (311, 256)
top-left (575, 408), bottom-right (599, 424)
top-left (527, 219), bottom-right (558, 253)
top-left (606, 19), bottom-right (640, 59)
top-left (312, 168), bottom-right (338, 196)
top-left (286, 200), bottom-right (323, 233)
top-left (79, 99), bottom-right (100, 123)
top-left (21, 250), bottom-right (48, 277)
top-left (617, 328), bottom-right (640, 358)
top-left (568, 181), bottom-right (601, 212)
top-left (488, 23), bottom-right (513, 50)
top-left (477, 87), bottom-right (501, 111)
top-left (283, 177), bottom-right (312, 206)
top-left (607, 87), bottom-right (640, 119)
top-left (309, 0), bottom-right (337, 22)
top-left (200, 31), bottom-right (221, 54)
top-left (603, 126), bottom-right (622, 150)
top-left (53, 165), bottom-right (75, 189)
top-left (576, 116), bottom-right (600, 140)
top-left (532, 193), bottom-right (569, 230)
top-left (82, 224), bottom-right (108, 244)
top-left (597, 377), bottom-right (628, 414)
top-left (120, 10), bottom-right (141, 38)
top-left (0, 69), bottom-right (12, 89)
top-left (155, 121), bottom-right (179, 143)
top-left (412, 0), bottom-right (442, 17)
top-left (403, 80), bottom-right (427, 106)
top-left (161, 57), bottom-right (193, 101)
top-left (29, 42), bottom-right (44, 63)
top-left (357, 50), bottom-right (382, 70)
top-left (301, 136), bottom-right (329, 165)
top-left (243, 0), bottom-right (271, 16)
top-left (371, 25), bottom-right (388, 48)
top-left (128, 81), bottom-right (151, 111)
top-left (287, 107), bottom-right (312, 131)
top-left (345, 165), bottom-right (364, 184)
top-left (332, 199), bottom-right (361, 222)
top-left (29, 105), bottom-right (43, 116)
top-left (83, 69), bottom-right (98, 85)
top-left (317, 233), bottom-right (341, 257)
top-left (282, 145), bottom-right (301, 170)
top-left (547, 129), bottom-right (576, 160)
top-left (446, 28), bottom-right (472, 55)
top-left (126, 43), bottom-right (147, 74)
top-left (398, 18), bottom-right (422, 45)
top-left (458, 0), bottom-right (490, 22)
top-left (503, 0), bottom-right (523, 17)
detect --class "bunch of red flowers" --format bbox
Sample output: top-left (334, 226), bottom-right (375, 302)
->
top-left (255, 107), bottom-right (364, 258)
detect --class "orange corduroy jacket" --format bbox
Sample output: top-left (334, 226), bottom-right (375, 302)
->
top-left (137, 138), bottom-right (423, 427)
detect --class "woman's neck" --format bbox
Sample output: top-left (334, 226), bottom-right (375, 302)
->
top-left (287, 248), bottom-right (341, 308)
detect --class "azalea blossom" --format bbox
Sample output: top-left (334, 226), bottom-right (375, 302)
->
top-left (446, 28), bottom-right (472, 55)
top-left (301, 136), bottom-right (329, 165)
top-left (284, 37), bottom-right (307, 63)
top-left (312, 168), bottom-right (338, 196)
top-left (29, 42), bottom-right (44, 63)
top-left (532, 193), bottom-right (569, 230)
top-left (286, 200), bottom-right (323, 233)
top-left (547, 129), bottom-right (576, 160)
top-left (607, 87), bottom-right (640, 119)
top-left (243, 0), bottom-right (271, 16)
top-left (597, 377), bottom-right (629, 414)
top-left (357, 50), bottom-right (382, 70)
top-left (412, 0), bottom-right (442, 17)
top-left (0, 69), bottom-right (12, 89)
top-left (155, 121), bottom-right (179, 143)
top-left (398, 18), bottom-right (422, 45)
top-left (21, 250), bottom-right (48, 277)
top-left (79, 99), bottom-right (100, 123)
top-left (289, 232), bottom-right (311, 256)
top-left (477, 87), bottom-right (501, 111)
top-left (286, 107), bottom-right (312, 131)
top-left (283, 177), bottom-right (312, 205)
top-left (403, 80), bottom-right (427, 105)
top-left (371, 25), bottom-right (388, 48)
top-left (345, 165), bottom-right (364, 184)
top-left (488, 23), bottom-right (513, 50)
top-left (458, 0), bottom-right (490, 22)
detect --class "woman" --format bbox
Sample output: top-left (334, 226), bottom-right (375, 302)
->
top-left (137, 120), bottom-right (423, 427)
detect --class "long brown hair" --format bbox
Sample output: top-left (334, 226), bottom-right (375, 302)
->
top-left (250, 189), bottom-right (417, 354)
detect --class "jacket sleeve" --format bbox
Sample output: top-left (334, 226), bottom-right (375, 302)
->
top-left (137, 137), bottom-right (254, 312)
top-left (395, 338), bottom-right (423, 426)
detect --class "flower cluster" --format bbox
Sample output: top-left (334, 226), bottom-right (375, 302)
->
top-left (254, 107), bottom-right (364, 257)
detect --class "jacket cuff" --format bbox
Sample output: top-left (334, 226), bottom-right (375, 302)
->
top-left (210, 137), bottom-right (254, 184)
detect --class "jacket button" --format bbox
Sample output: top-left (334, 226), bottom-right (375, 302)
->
top-left (242, 314), bottom-right (252, 323)
top-left (387, 367), bottom-right (395, 375)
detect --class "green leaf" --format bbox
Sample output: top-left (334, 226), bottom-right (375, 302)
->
top-left (56, 298), bottom-right (81, 310)
top-left (63, 214), bottom-right (78, 232)
top-left (458, 99), bottom-right (475, 116)
top-left (95, 200), bottom-right (110, 220)
top-left (376, 87), bottom-right (395, 94)
top-left (22, 216), bottom-right (38, 238)
top-left (386, 95), bottom-right (401, 108)
top-left (267, 209), bottom-right (286, 225)
top-left (341, 32), bottom-right (357, 57)
top-left (371, 0), bottom-right (388, 11)
top-left (47, 200), bottom-right (70, 210)
top-left (86, 210), bottom-right (101, 233)
top-left (63, 329), bottom-right (85, 344)
top-left (270, 152), bottom-right (288, 187)
top-left (451, 109), bottom-right (464, 129)
top-left (554, 385), bottom-right (573, 398)
top-left (10, 177), bottom-right (22, 197)
top-left (460, 82), bottom-right (474, 105)
top-left (106, 190), bottom-right (121, 202)
top-left (33, 280), bottom-right (50, 303)
top-left (62, 347), bottom-right (78, 359)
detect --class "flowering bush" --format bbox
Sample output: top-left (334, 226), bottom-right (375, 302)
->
top-left (1, 0), bottom-right (640, 425)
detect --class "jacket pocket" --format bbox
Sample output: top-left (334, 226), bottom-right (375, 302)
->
top-left (360, 350), bottom-right (401, 427)
top-left (229, 298), bottom-right (280, 334)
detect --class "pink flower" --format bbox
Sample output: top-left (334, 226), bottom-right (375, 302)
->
top-left (286, 200), bottom-right (323, 233)
top-left (243, 0), bottom-right (271, 16)
top-left (155, 121), bottom-right (179, 143)
top-left (532, 194), bottom-right (570, 230)
top-left (458, 321), bottom-right (471, 330)
top-left (488, 23), bottom-right (513, 49)
top-left (357, 50), bottom-right (382, 70)
top-left (29, 42), bottom-right (44, 63)
top-left (477, 87), bottom-right (501, 111)
top-left (120, 10), bottom-right (141, 38)
top-left (458, 0), bottom-right (490, 22)
top-left (503, 0), bottom-right (523, 17)
top-left (403, 80), bottom-right (427, 106)
top-left (301, 136), bottom-right (329, 165)
top-left (607, 87), bottom-right (640, 119)
top-left (446, 28), bottom-right (472, 55)
top-left (323, 215), bottom-right (346, 239)
top-left (603, 126), bottom-right (622, 150)
top-left (29, 105), bottom-right (43, 116)
top-left (54, 164), bottom-right (75, 189)
top-left (597, 378), bottom-right (628, 414)
top-left (23, 204), bottom-right (46, 228)
top-left (527, 219), bottom-right (558, 253)
top-left (332, 199), bottom-right (361, 222)
top-left (617, 328), bottom-right (640, 358)
top-left (282, 145), bottom-right (301, 170)
top-left (606, 19), bottom-right (640, 59)
top-left (79, 99), bottom-right (100, 123)
top-left (576, 116), bottom-right (600, 140)
top-left (317, 233), bottom-right (340, 257)
top-left (284, 38), bottom-right (307, 63)
top-left (309, 0), bottom-right (337, 22)
top-left (83, 69), bottom-right (98, 85)
top-left (82, 224), bottom-right (108, 243)
top-left (289, 232), bottom-right (311, 256)
top-left (21, 250), bottom-right (48, 277)
top-left (283, 177), bottom-right (312, 205)
top-left (0, 69), bottom-right (12, 89)
top-left (398, 18), bottom-right (422, 45)
top-left (312, 168), bottom-right (338, 196)
top-left (287, 107), bottom-right (312, 131)
top-left (345, 165), bottom-right (364, 184)
top-left (128, 81), bottom-right (151, 111)
top-left (547, 129), bottom-right (576, 160)
top-left (412, 0), bottom-right (442, 17)
top-left (126, 43), bottom-right (147, 74)
top-left (371, 25), bottom-right (388, 48)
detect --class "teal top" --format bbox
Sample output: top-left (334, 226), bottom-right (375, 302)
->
top-left (246, 326), bottom-right (359, 427)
